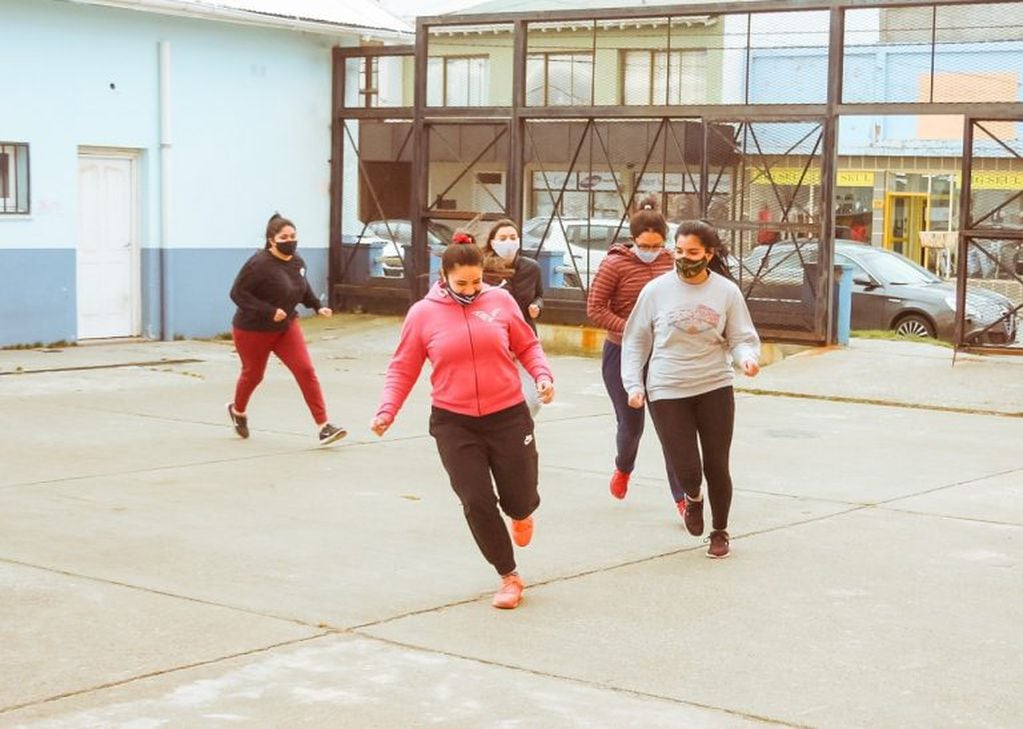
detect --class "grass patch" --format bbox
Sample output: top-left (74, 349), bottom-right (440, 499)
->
top-left (1, 339), bottom-right (79, 351)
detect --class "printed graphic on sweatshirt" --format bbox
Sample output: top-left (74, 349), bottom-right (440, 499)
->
top-left (663, 304), bottom-right (721, 335)
top-left (473, 308), bottom-right (504, 325)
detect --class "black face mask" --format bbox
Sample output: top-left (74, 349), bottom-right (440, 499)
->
top-left (275, 240), bottom-right (298, 256)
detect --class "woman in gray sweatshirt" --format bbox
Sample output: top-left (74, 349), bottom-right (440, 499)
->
top-left (621, 220), bottom-right (760, 558)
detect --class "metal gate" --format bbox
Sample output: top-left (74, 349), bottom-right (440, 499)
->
top-left (957, 116), bottom-right (1023, 352)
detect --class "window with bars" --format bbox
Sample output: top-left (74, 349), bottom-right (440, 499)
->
top-left (526, 52), bottom-right (594, 106)
top-left (621, 49), bottom-right (708, 106)
top-left (0, 143), bottom-right (30, 215)
top-left (427, 56), bottom-right (489, 106)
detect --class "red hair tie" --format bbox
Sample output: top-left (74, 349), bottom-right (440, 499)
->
top-left (452, 232), bottom-right (475, 245)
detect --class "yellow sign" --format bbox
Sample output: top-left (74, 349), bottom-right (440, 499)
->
top-left (750, 168), bottom-right (875, 187)
top-left (954, 171), bottom-right (1023, 190)
top-left (837, 171), bottom-right (876, 187)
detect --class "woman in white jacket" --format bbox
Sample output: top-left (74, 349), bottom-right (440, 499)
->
top-left (621, 220), bottom-right (760, 559)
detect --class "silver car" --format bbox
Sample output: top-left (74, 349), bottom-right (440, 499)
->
top-left (521, 217), bottom-right (631, 288)
top-left (734, 240), bottom-right (1017, 344)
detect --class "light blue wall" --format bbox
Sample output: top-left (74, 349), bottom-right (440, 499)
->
top-left (0, 250), bottom-right (77, 346)
top-left (141, 247), bottom-right (329, 339)
top-left (0, 0), bottom-right (353, 345)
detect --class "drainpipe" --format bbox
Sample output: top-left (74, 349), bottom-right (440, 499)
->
top-left (158, 41), bottom-right (173, 340)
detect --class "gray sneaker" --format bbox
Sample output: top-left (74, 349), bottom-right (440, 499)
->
top-left (318, 423), bottom-right (347, 446)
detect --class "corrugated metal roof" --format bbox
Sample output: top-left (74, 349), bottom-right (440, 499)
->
top-left (68, 0), bottom-right (413, 37)
top-left (453, 0), bottom-right (744, 12)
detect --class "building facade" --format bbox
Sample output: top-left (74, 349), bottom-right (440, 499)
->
top-left (0, 0), bottom-right (408, 346)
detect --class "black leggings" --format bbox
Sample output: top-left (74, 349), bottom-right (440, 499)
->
top-left (429, 403), bottom-right (539, 576)
top-left (647, 386), bottom-right (735, 531)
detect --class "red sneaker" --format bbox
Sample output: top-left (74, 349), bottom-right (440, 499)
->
top-left (609, 469), bottom-right (630, 499)
top-left (492, 573), bottom-right (524, 609)
top-left (511, 516), bottom-right (533, 547)
top-left (676, 499), bottom-right (686, 519)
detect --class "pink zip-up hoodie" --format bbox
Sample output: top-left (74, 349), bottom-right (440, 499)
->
top-left (376, 281), bottom-right (553, 422)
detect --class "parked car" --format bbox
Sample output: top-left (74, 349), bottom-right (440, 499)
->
top-left (521, 217), bottom-right (633, 288)
top-left (354, 220), bottom-right (448, 278)
top-left (732, 240), bottom-right (1017, 344)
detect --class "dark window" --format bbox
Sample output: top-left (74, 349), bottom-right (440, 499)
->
top-left (0, 142), bottom-right (30, 214)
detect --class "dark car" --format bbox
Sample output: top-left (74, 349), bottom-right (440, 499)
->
top-left (733, 240), bottom-right (1016, 344)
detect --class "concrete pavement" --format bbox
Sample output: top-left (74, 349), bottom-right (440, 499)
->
top-left (1, 316), bottom-right (1021, 728)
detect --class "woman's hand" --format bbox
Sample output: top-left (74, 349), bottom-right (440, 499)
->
top-left (528, 304), bottom-right (540, 319)
top-left (627, 391), bottom-right (645, 409)
top-left (370, 415), bottom-right (392, 437)
top-left (743, 360), bottom-right (761, 377)
top-left (536, 380), bottom-right (555, 404)
top-left (273, 308), bottom-right (287, 322)
top-left (317, 307), bottom-right (333, 318)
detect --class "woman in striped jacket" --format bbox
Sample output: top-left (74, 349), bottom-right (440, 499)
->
top-left (585, 196), bottom-right (684, 510)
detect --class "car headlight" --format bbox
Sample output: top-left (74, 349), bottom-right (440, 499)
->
top-left (944, 294), bottom-right (979, 319)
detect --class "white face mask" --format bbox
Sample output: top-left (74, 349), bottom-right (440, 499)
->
top-left (634, 248), bottom-right (660, 264)
top-left (492, 240), bottom-right (519, 261)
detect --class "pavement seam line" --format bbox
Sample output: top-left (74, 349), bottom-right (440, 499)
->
top-left (0, 557), bottom-right (323, 630)
top-left (873, 464), bottom-right (1023, 507)
top-left (875, 506), bottom-right (1023, 528)
top-left (0, 358), bottom-right (204, 377)
top-left (355, 632), bottom-right (810, 729)
top-left (735, 387), bottom-right (1023, 418)
top-left (0, 633), bottom-right (331, 716)
top-left (349, 505), bottom-right (869, 632)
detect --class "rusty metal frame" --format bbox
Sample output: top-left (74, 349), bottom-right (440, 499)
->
top-left (330, 0), bottom-right (1023, 343)
top-left (955, 115), bottom-right (1023, 355)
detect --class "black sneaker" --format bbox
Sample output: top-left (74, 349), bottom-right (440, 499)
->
top-left (318, 423), bottom-right (347, 446)
top-left (683, 495), bottom-right (704, 537)
top-left (707, 530), bottom-right (730, 559)
top-left (227, 403), bottom-right (249, 439)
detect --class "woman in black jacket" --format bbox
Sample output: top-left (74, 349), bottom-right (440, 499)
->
top-left (481, 220), bottom-right (544, 332)
top-left (481, 219), bottom-right (545, 416)
top-left (227, 213), bottom-right (346, 445)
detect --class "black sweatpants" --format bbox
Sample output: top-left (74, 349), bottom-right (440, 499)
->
top-left (647, 386), bottom-right (735, 531)
top-left (429, 402), bottom-right (539, 576)
top-left (601, 340), bottom-right (684, 502)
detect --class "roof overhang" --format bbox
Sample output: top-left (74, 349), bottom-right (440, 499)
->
top-left (66, 0), bottom-right (414, 41)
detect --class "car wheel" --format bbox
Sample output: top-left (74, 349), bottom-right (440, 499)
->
top-left (893, 313), bottom-right (936, 339)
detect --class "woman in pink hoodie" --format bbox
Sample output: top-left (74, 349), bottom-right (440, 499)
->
top-left (371, 241), bottom-right (555, 610)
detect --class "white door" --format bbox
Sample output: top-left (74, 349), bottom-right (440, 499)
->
top-left (77, 153), bottom-right (139, 339)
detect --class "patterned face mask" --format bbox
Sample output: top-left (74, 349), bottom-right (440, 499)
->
top-left (676, 256), bottom-right (709, 279)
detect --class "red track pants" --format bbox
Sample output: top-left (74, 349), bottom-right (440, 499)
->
top-left (232, 319), bottom-right (328, 425)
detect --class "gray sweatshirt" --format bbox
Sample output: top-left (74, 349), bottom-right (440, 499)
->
top-left (621, 270), bottom-right (761, 401)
